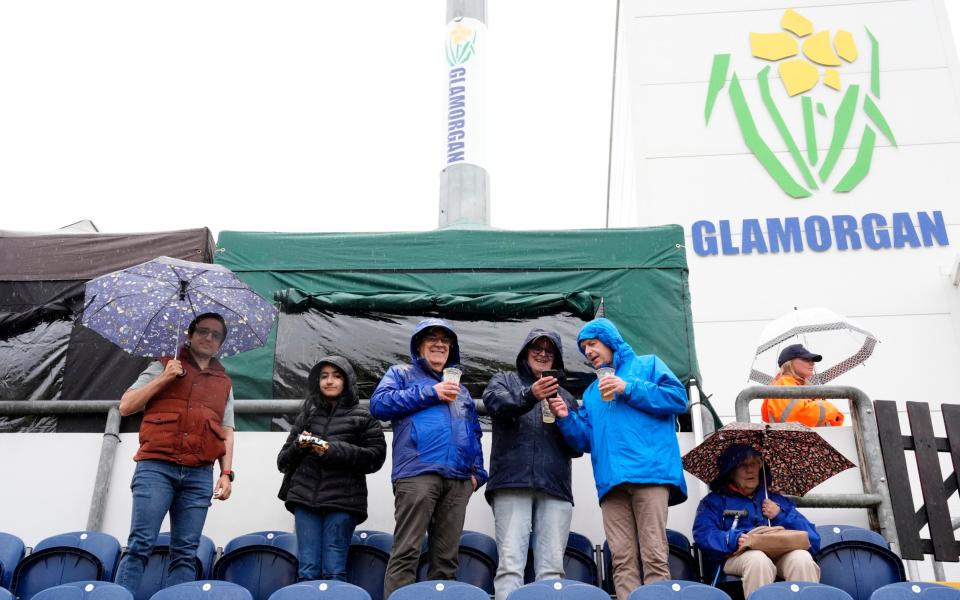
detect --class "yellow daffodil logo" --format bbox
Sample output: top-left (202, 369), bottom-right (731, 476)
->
top-left (446, 21), bottom-right (477, 67)
top-left (705, 9), bottom-right (896, 198)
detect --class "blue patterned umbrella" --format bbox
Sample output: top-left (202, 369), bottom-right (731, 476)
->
top-left (82, 256), bottom-right (277, 358)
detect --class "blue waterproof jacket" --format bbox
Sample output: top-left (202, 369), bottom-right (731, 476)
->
top-left (370, 318), bottom-right (488, 486)
top-left (692, 444), bottom-right (820, 577)
top-left (556, 318), bottom-right (688, 505)
top-left (482, 329), bottom-right (581, 504)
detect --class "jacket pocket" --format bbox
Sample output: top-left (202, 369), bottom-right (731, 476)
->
top-left (139, 412), bottom-right (181, 455)
top-left (411, 408), bottom-right (448, 465)
top-left (202, 418), bottom-right (228, 463)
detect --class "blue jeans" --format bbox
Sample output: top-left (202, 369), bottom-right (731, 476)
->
top-left (492, 489), bottom-right (573, 600)
top-left (115, 460), bottom-right (213, 593)
top-left (294, 507), bottom-right (357, 581)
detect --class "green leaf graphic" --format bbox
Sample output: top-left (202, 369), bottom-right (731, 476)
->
top-left (819, 84), bottom-right (859, 182)
top-left (834, 126), bottom-right (877, 192)
top-left (705, 54), bottom-right (730, 124)
top-left (758, 66), bottom-right (817, 190)
top-left (728, 74), bottom-right (811, 198)
top-left (864, 95), bottom-right (896, 146)
top-left (803, 96), bottom-right (818, 166)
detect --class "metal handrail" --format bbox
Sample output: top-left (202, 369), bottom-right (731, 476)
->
top-left (733, 385), bottom-right (900, 558)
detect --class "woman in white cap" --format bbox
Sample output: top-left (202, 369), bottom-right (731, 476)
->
top-left (761, 344), bottom-right (844, 427)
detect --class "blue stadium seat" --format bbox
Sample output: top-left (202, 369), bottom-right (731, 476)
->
top-left (416, 531), bottom-right (498, 594)
top-left (602, 531), bottom-right (700, 593)
top-left (32, 581), bottom-right (133, 600)
top-left (213, 532), bottom-right (298, 600)
top-left (627, 580), bottom-right (731, 599)
top-left (816, 526), bottom-right (889, 551)
top-left (869, 582), bottom-right (960, 600)
top-left (816, 540), bottom-right (906, 600)
top-left (0, 532), bottom-right (26, 589)
top-left (267, 581), bottom-right (371, 600)
top-left (149, 580), bottom-right (253, 600)
top-left (122, 533), bottom-right (217, 600)
top-left (350, 532), bottom-right (387, 546)
top-left (506, 579), bottom-right (609, 600)
top-left (390, 581), bottom-right (488, 600)
top-left (12, 531), bottom-right (122, 600)
top-left (562, 533), bottom-right (599, 587)
top-left (346, 531), bottom-right (393, 600)
top-left (748, 581), bottom-right (853, 600)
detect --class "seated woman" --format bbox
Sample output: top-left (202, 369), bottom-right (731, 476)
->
top-left (761, 344), bottom-right (844, 427)
top-left (693, 444), bottom-right (821, 598)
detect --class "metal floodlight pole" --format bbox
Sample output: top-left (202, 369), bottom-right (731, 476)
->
top-left (439, 0), bottom-right (490, 227)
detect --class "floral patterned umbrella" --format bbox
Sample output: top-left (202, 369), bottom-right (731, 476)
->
top-left (82, 256), bottom-right (277, 358)
top-left (682, 421), bottom-right (854, 497)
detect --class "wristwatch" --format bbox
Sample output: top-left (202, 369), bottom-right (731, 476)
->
top-left (221, 470), bottom-right (235, 482)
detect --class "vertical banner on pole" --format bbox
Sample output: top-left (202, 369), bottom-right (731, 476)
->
top-left (444, 17), bottom-right (486, 169)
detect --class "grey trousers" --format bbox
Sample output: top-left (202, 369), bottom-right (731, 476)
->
top-left (383, 473), bottom-right (473, 599)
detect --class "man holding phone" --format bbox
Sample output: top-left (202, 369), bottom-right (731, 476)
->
top-left (482, 329), bottom-right (581, 600)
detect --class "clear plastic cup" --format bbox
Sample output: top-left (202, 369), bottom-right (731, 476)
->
top-left (596, 367), bottom-right (616, 401)
top-left (541, 398), bottom-right (556, 424)
top-left (442, 367), bottom-right (462, 384)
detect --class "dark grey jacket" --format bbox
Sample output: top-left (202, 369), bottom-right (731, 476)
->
top-left (482, 329), bottom-right (581, 504)
top-left (277, 356), bottom-right (386, 522)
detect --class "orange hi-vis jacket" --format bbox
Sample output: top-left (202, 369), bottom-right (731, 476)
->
top-left (761, 374), bottom-right (845, 427)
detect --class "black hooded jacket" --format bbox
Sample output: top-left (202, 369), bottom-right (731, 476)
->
top-left (276, 355), bottom-right (387, 522)
top-left (482, 329), bottom-right (582, 504)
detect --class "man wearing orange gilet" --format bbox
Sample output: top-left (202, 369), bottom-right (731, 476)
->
top-left (761, 344), bottom-right (844, 427)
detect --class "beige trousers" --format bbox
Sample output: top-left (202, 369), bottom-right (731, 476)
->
top-left (601, 484), bottom-right (670, 600)
top-left (723, 549), bottom-right (820, 598)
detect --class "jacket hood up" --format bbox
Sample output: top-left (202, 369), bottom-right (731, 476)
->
top-left (516, 329), bottom-right (566, 377)
top-left (307, 355), bottom-right (359, 409)
top-left (710, 443), bottom-right (770, 491)
top-left (576, 318), bottom-right (634, 369)
top-left (409, 317), bottom-right (461, 371)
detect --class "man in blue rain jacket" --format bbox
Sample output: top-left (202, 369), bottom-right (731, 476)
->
top-left (548, 317), bottom-right (688, 600)
top-left (371, 317), bottom-right (488, 598)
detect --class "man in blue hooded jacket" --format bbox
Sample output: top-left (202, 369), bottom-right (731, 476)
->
top-left (371, 318), bottom-right (488, 598)
top-left (548, 318), bottom-right (687, 600)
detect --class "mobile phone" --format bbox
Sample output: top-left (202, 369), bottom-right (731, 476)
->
top-left (541, 369), bottom-right (566, 382)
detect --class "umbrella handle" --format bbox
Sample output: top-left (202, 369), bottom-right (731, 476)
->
top-left (762, 463), bottom-right (771, 526)
top-left (174, 310), bottom-right (187, 377)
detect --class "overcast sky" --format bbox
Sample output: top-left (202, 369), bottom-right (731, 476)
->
top-left (2, 2), bottom-right (958, 237)
top-left (0, 2), bottom-right (615, 236)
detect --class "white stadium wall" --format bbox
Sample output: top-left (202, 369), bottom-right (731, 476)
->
top-left (609, 0), bottom-right (960, 429)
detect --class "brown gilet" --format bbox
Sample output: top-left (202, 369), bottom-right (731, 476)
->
top-left (134, 347), bottom-right (231, 466)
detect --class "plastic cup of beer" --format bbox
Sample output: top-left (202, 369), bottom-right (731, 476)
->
top-left (442, 367), bottom-right (462, 384)
top-left (540, 398), bottom-right (556, 423)
top-left (596, 367), bottom-right (616, 401)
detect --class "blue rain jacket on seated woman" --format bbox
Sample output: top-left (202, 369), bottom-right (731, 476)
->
top-left (555, 317), bottom-right (688, 505)
top-left (693, 444), bottom-right (821, 576)
top-left (370, 318), bottom-right (488, 486)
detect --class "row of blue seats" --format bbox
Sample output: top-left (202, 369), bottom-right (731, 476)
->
top-left (0, 525), bottom-right (907, 600)
top-left (0, 578), bottom-right (956, 600)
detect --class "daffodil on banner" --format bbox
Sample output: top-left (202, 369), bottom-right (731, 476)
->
top-left (704, 9), bottom-right (897, 197)
top-left (446, 21), bottom-right (476, 66)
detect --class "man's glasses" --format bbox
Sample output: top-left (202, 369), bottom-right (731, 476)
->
top-left (423, 334), bottom-right (452, 346)
top-left (194, 326), bottom-right (224, 342)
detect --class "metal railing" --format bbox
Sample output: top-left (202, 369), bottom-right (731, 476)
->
top-left (731, 386), bottom-right (902, 567)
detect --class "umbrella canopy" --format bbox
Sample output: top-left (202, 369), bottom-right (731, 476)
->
top-left (682, 422), bottom-right (854, 497)
top-left (82, 256), bottom-right (277, 358)
top-left (749, 306), bottom-right (878, 385)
